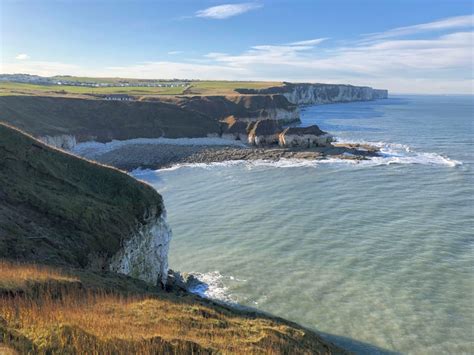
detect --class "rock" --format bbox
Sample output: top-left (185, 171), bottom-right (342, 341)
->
top-left (279, 125), bottom-right (334, 148)
top-left (221, 116), bottom-right (252, 142)
top-left (109, 208), bottom-right (172, 287)
top-left (167, 270), bottom-right (202, 292)
top-left (248, 119), bottom-right (282, 146)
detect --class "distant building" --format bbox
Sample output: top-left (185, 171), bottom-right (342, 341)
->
top-left (104, 94), bottom-right (133, 101)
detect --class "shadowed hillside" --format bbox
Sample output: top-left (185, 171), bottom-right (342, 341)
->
top-left (0, 96), bottom-right (221, 141)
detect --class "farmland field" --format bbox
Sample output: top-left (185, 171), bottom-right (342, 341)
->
top-left (0, 80), bottom-right (282, 98)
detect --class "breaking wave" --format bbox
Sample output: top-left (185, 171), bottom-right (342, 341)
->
top-left (185, 271), bottom-right (246, 305)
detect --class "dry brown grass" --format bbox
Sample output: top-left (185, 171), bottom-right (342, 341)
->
top-left (0, 261), bottom-right (78, 289)
top-left (0, 262), bottom-right (343, 354)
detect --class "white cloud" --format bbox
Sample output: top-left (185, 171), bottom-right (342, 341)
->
top-left (288, 38), bottom-right (328, 46)
top-left (196, 3), bottom-right (262, 19)
top-left (364, 14), bottom-right (474, 40)
top-left (167, 51), bottom-right (183, 55)
top-left (15, 54), bottom-right (29, 60)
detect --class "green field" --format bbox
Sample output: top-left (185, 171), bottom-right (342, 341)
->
top-left (0, 80), bottom-right (282, 98)
top-left (187, 80), bottom-right (282, 95)
top-left (0, 82), bottom-right (186, 97)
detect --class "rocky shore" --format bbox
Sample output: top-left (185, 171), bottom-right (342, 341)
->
top-left (74, 141), bottom-right (380, 171)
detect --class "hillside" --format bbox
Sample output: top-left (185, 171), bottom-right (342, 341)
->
top-left (0, 124), bottom-right (346, 354)
top-left (0, 123), bottom-right (165, 271)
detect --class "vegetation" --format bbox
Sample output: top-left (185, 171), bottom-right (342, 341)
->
top-left (185, 80), bottom-right (282, 95)
top-left (0, 261), bottom-right (344, 354)
top-left (0, 80), bottom-right (282, 98)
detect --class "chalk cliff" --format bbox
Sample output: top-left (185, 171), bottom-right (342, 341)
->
top-left (0, 123), bottom-right (171, 286)
top-left (236, 82), bottom-right (388, 105)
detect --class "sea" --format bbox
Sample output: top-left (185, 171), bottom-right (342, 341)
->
top-left (133, 95), bottom-right (473, 354)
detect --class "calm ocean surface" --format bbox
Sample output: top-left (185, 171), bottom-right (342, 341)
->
top-left (134, 95), bottom-right (473, 354)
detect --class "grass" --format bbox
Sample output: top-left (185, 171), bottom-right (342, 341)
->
top-left (0, 261), bottom-right (344, 354)
top-left (186, 80), bottom-right (282, 95)
top-left (0, 80), bottom-right (283, 98)
top-left (0, 261), bottom-right (78, 290)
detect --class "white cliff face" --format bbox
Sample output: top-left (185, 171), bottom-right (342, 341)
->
top-left (109, 208), bottom-right (172, 286)
top-left (40, 135), bottom-right (77, 150)
top-left (283, 85), bottom-right (388, 105)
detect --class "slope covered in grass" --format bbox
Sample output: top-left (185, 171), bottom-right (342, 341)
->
top-left (0, 123), bottom-right (163, 268)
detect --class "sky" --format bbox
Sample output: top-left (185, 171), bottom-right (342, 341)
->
top-left (1, 0), bottom-right (473, 93)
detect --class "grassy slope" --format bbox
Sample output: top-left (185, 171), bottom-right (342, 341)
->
top-left (0, 125), bottom-right (345, 354)
top-left (0, 123), bottom-right (163, 268)
top-left (0, 95), bottom-right (221, 140)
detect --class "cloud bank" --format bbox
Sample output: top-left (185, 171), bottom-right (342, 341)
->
top-left (2, 15), bottom-right (473, 94)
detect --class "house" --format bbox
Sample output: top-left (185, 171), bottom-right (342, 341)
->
top-left (104, 94), bottom-right (133, 101)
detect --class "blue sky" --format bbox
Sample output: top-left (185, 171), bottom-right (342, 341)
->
top-left (1, 0), bottom-right (473, 93)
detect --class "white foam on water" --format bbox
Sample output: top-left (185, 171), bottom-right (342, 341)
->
top-left (152, 138), bottom-right (461, 171)
top-left (186, 271), bottom-right (246, 305)
top-left (344, 138), bottom-right (462, 167)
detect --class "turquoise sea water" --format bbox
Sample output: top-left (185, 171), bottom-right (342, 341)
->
top-left (134, 95), bottom-right (473, 354)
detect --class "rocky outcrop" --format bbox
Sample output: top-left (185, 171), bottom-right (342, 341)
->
top-left (236, 82), bottom-right (388, 105)
top-left (279, 126), bottom-right (333, 148)
top-left (221, 116), bottom-right (252, 142)
top-left (248, 119), bottom-right (282, 146)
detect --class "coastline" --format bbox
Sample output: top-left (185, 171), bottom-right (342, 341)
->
top-left (72, 139), bottom-right (380, 171)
